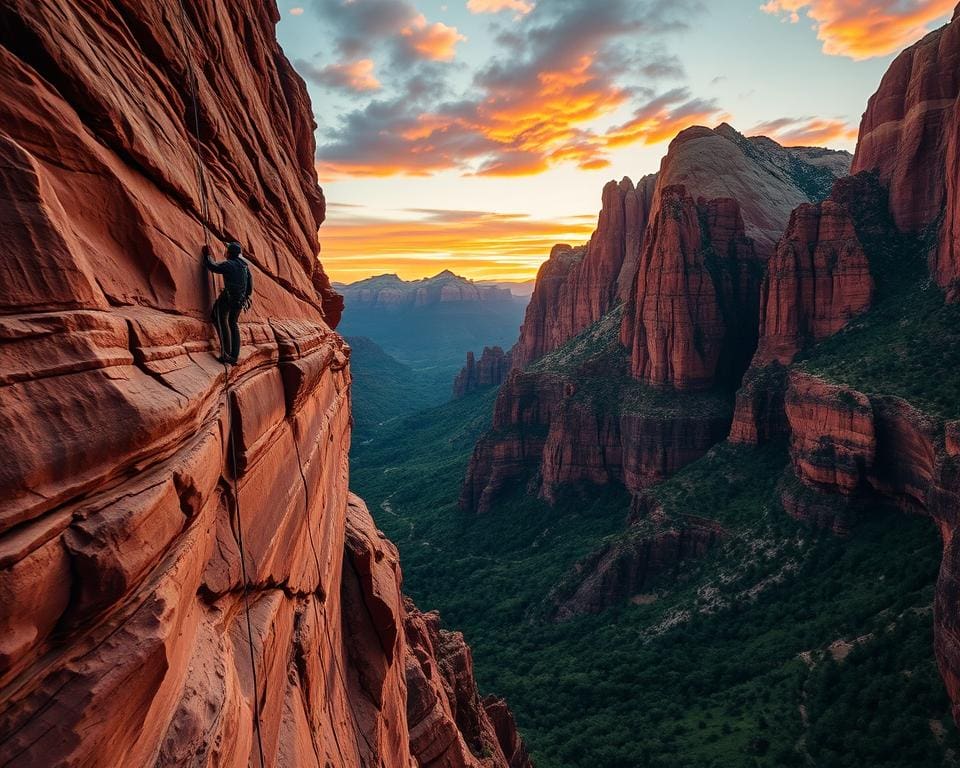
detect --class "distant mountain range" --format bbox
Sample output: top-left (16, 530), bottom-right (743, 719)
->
top-left (337, 270), bottom-right (531, 435)
top-left (335, 269), bottom-right (533, 308)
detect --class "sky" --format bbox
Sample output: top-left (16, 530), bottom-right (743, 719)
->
top-left (275, 0), bottom-right (957, 283)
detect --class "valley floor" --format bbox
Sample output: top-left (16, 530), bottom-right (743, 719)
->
top-left (352, 389), bottom-right (959, 768)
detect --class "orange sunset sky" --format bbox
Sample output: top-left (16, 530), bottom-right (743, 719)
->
top-left (276, 0), bottom-right (957, 282)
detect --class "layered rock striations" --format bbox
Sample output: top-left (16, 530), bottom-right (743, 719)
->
top-left (622, 187), bottom-right (764, 391)
top-left (464, 126), bottom-right (850, 513)
top-left (0, 1), bottom-right (526, 765)
top-left (853, 4), bottom-right (960, 299)
top-left (511, 176), bottom-right (656, 370)
top-left (753, 176), bottom-right (878, 368)
top-left (454, 346), bottom-right (513, 399)
top-left (730, 173), bottom-right (887, 445)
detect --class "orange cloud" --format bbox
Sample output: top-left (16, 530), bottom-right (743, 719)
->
top-left (401, 14), bottom-right (466, 61)
top-left (467, 0), bottom-right (534, 14)
top-left (319, 206), bottom-right (597, 281)
top-left (761, 0), bottom-right (955, 59)
top-left (749, 116), bottom-right (858, 146)
top-left (289, 7), bottom-right (305, 15)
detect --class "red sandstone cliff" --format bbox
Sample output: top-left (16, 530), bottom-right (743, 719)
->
top-left (778, 373), bottom-right (960, 716)
top-left (622, 186), bottom-right (763, 391)
top-left (511, 176), bottom-right (656, 370)
top-left (853, 4), bottom-right (960, 299)
top-left (753, 176), bottom-right (877, 367)
top-left (454, 347), bottom-right (513, 399)
top-left (463, 126), bottom-right (849, 513)
top-left (0, 2), bottom-right (527, 765)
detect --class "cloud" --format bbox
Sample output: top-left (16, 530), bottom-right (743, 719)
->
top-left (315, 0), bottom-right (713, 177)
top-left (467, 0), bottom-right (534, 15)
top-left (319, 205), bottom-right (598, 280)
top-left (289, 6), bottom-right (305, 15)
top-left (296, 58), bottom-right (382, 92)
top-left (760, 0), bottom-right (955, 59)
top-left (605, 88), bottom-right (724, 147)
top-left (401, 14), bottom-right (466, 61)
top-left (749, 115), bottom-right (858, 146)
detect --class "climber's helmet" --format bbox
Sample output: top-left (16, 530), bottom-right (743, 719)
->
top-left (226, 241), bottom-right (243, 259)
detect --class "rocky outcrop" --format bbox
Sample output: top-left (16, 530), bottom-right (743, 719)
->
top-left (404, 605), bottom-right (533, 768)
top-left (653, 124), bottom-right (851, 258)
top-left (454, 347), bottom-right (513, 399)
top-left (731, 173), bottom-right (890, 445)
top-left (549, 515), bottom-right (725, 620)
top-left (337, 270), bottom-right (514, 309)
top-left (0, 1), bottom-right (526, 765)
top-left (465, 126), bottom-right (851, 511)
top-left (778, 371), bottom-right (960, 719)
top-left (622, 186), bottom-right (764, 391)
top-left (754, 183), bottom-right (875, 367)
top-left (460, 312), bottom-right (733, 514)
top-left (512, 126), bottom-right (851, 374)
top-left (853, 4), bottom-right (960, 299)
top-left (511, 176), bottom-right (656, 370)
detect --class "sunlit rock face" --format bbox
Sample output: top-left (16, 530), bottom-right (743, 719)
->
top-left (853, 4), bottom-right (960, 300)
top-left (0, 1), bottom-right (528, 765)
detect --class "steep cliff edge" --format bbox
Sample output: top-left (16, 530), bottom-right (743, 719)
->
top-left (0, 2), bottom-right (527, 766)
top-left (464, 127), bottom-right (849, 513)
top-left (852, 4), bottom-right (960, 299)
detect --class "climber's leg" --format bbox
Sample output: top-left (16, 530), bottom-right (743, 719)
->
top-left (211, 293), bottom-right (231, 361)
top-left (227, 302), bottom-right (241, 361)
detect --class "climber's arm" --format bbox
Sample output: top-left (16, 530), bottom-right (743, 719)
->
top-left (201, 244), bottom-right (227, 273)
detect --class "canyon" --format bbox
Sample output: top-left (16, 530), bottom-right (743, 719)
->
top-left (0, 1), bottom-right (528, 766)
top-left (458, 3), bottom-right (960, 732)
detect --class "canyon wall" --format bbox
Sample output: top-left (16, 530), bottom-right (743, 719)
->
top-left (852, 4), bottom-right (960, 299)
top-left (454, 347), bottom-right (513, 399)
top-left (463, 126), bottom-right (850, 513)
top-left (511, 176), bottom-right (656, 370)
top-left (779, 372), bottom-right (960, 716)
top-left (0, 1), bottom-right (527, 766)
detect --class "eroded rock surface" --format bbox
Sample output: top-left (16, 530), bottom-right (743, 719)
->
top-left (0, 1), bottom-right (526, 765)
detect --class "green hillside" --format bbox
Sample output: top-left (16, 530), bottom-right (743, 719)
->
top-left (352, 390), bottom-right (957, 768)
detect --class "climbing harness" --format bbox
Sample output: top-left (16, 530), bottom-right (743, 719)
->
top-left (173, 3), bottom-right (266, 766)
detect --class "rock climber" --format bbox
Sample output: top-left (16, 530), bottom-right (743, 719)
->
top-left (202, 240), bottom-right (253, 365)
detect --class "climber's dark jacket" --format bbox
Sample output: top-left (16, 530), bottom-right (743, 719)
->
top-left (204, 248), bottom-right (253, 307)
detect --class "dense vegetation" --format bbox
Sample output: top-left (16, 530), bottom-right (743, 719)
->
top-left (799, 228), bottom-right (960, 419)
top-left (345, 336), bottom-right (448, 441)
top-left (352, 392), bottom-right (957, 768)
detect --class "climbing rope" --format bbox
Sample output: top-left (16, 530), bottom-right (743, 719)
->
top-left (172, 3), bottom-right (267, 767)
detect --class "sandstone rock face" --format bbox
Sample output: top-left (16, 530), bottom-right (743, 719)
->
top-left (465, 125), bottom-right (850, 512)
top-left (853, 5), bottom-right (960, 299)
top-left (755, 194), bottom-right (874, 367)
top-left (0, 2), bottom-right (526, 765)
top-left (549, 516), bottom-right (724, 620)
top-left (511, 126), bottom-right (850, 374)
top-left (779, 371), bottom-right (960, 718)
top-left (454, 347), bottom-right (513, 399)
top-left (511, 176), bottom-right (656, 370)
top-left (404, 605), bottom-right (533, 768)
top-left (653, 124), bottom-right (851, 258)
top-left (622, 186), bottom-right (764, 391)
top-left (338, 270), bottom-right (514, 310)
top-left (460, 322), bottom-right (732, 515)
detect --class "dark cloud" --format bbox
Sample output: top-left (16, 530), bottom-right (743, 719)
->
top-left (309, 0), bottom-right (720, 177)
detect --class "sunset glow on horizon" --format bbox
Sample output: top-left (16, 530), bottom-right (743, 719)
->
top-left (277, 0), bottom-right (955, 283)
